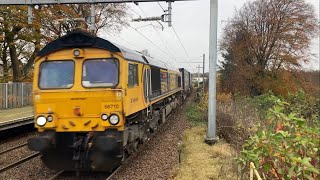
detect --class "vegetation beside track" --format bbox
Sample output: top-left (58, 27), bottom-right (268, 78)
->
top-left (172, 89), bottom-right (319, 179)
top-left (171, 125), bottom-right (237, 180)
top-left (236, 92), bottom-right (320, 179)
top-left (171, 92), bottom-right (238, 180)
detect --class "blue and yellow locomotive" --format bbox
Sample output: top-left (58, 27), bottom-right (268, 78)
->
top-left (28, 30), bottom-right (191, 171)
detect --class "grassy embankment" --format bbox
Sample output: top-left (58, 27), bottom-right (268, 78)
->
top-left (172, 89), bottom-right (319, 180)
top-left (171, 91), bottom-right (239, 180)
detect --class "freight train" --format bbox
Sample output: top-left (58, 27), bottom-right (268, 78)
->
top-left (28, 30), bottom-right (192, 171)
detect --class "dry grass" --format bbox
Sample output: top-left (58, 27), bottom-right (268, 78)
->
top-left (170, 126), bottom-right (238, 180)
top-left (196, 91), bottom-right (262, 151)
top-left (216, 100), bottom-right (262, 151)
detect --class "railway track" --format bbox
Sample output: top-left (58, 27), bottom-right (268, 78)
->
top-left (48, 170), bottom-right (64, 180)
top-left (0, 152), bottom-right (40, 173)
top-left (0, 138), bottom-right (40, 174)
top-left (47, 156), bottom-right (132, 180)
top-left (0, 142), bottom-right (28, 155)
top-left (106, 165), bottom-right (123, 180)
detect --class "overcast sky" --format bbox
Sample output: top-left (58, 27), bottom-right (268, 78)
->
top-left (100, 0), bottom-right (320, 73)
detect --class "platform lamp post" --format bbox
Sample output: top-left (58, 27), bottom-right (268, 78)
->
top-left (205, 0), bottom-right (219, 144)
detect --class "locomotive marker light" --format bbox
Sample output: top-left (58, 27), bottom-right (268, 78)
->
top-left (101, 114), bottom-right (108, 121)
top-left (47, 115), bottom-right (53, 122)
top-left (109, 114), bottom-right (120, 125)
top-left (36, 116), bottom-right (47, 126)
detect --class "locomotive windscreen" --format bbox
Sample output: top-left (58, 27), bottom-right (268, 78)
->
top-left (82, 58), bottom-right (119, 87)
top-left (39, 60), bottom-right (75, 89)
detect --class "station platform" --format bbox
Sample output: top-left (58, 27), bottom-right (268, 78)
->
top-left (0, 106), bottom-right (34, 131)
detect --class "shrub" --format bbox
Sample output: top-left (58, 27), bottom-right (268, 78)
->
top-left (285, 91), bottom-right (319, 126)
top-left (237, 98), bottom-right (320, 179)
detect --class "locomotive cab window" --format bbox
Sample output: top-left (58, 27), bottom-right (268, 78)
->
top-left (82, 58), bottom-right (119, 88)
top-left (128, 63), bottom-right (138, 87)
top-left (39, 60), bottom-right (74, 89)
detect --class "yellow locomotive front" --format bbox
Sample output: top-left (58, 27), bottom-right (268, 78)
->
top-left (28, 30), bottom-right (185, 172)
top-left (28, 31), bottom-right (128, 171)
top-left (33, 49), bottom-right (124, 132)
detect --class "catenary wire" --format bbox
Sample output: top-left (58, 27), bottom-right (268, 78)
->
top-left (137, 5), bottom-right (180, 66)
top-left (171, 25), bottom-right (191, 61)
top-left (128, 25), bottom-right (171, 58)
top-left (157, 2), bottom-right (165, 12)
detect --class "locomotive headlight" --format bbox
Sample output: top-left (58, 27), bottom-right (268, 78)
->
top-left (47, 115), bottom-right (53, 122)
top-left (109, 115), bottom-right (120, 125)
top-left (73, 49), bottom-right (80, 57)
top-left (36, 116), bottom-right (47, 126)
top-left (101, 114), bottom-right (108, 121)
top-left (73, 49), bottom-right (84, 58)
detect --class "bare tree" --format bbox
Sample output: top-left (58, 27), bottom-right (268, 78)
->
top-left (0, 4), bottom-right (128, 82)
top-left (220, 0), bottom-right (319, 96)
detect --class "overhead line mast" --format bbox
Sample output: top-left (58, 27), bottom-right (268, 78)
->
top-left (132, 4), bottom-right (181, 68)
top-left (0, 0), bottom-right (182, 4)
top-left (0, 0), bottom-right (180, 31)
top-left (206, 0), bottom-right (219, 144)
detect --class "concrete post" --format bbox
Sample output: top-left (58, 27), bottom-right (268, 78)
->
top-left (206, 0), bottom-right (219, 144)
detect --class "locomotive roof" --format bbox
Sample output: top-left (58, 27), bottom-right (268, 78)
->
top-left (37, 30), bottom-right (171, 70)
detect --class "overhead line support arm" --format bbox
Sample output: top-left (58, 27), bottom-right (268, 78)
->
top-left (0, 0), bottom-right (184, 5)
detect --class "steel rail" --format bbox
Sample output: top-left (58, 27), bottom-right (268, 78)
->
top-left (48, 170), bottom-right (65, 180)
top-left (106, 165), bottom-right (122, 180)
top-left (0, 142), bottom-right (28, 155)
top-left (105, 150), bottom-right (137, 180)
top-left (0, 152), bottom-right (40, 173)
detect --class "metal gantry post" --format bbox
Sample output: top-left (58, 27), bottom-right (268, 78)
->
top-left (0, 0), bottom-right (177, 29)
top-left (21, 83), bottom-right (24, 107)
top-left (28, 5), bottom-right (33, 24)
top-left (203, 54), bottom-right (205, 95)
top-left (197, 64), bottom-right (200, 88)
top-left (90, 4), bottom-right (96, 32)
top-left (168, 1), bottom-right (172, 27)
top-left (206, 0), bottom-right (219, 144)
top-left (5, 83), bottom-right (8, 109)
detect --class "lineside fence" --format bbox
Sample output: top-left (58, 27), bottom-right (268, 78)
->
top-left (0, 83), bottom-right (33, 109)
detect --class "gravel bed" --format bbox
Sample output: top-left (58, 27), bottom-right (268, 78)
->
top-left (0, 156), bottom-right (57, 180)
top-left (0, 146), bottom-right (36, 167)
top-left (0, 132), bottom-right (37, 152)
top-left (110, 94), bottom-right (193, 180)
top-left (0, 131), bottom-right (58, 180)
